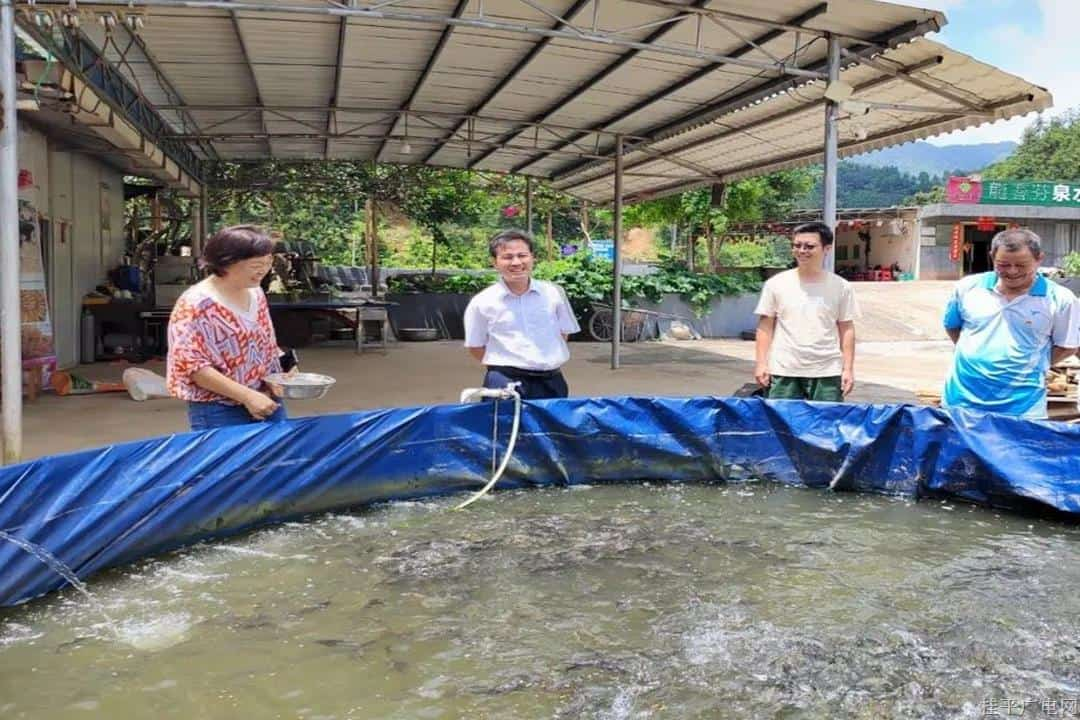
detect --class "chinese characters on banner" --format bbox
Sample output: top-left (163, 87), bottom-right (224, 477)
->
top-left (949, 223), bottom-right (962, 262)
top-left (946, 176), bottom-right (1080, 208)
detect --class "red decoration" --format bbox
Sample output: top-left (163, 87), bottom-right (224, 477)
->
top-left (946, 176), bottom-right (983, 204)
top-left (17, 169), bottom-right (33, 189)
top-left (949, 223), bottom-right (962, 262)
top-left (975, 216), bottom-right (997, 232)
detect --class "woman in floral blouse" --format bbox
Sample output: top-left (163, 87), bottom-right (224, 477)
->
top-left (167, 225), bottom-right (287, 430)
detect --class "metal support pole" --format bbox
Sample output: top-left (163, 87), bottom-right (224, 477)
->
top-left (198, 184), bottom-right (209, 256)
top-left (0, 0), bottom-right (22, 463)
top-left (822, 32), bottom-right (840, 273)
top-left (525, 176), bottom-right (533, 237)
top-left (189, 198), bottom-right (200, 256)
top-left (611, 135), bottom-right (623, 370)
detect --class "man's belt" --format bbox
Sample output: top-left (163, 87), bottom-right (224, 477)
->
top-left (486, 365), bottom-right (562, 379)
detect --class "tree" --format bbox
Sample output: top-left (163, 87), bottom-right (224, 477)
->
top-left (983, 109), bottom-right (1080, 182)
top-left (803, 162), bottom-right (943, 208)
top-left (622, 169), bottom-right (814, 268)
top-left (399, 169), bottom-right (489, 273)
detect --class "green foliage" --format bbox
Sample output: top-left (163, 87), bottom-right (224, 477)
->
top-left (804, 161), bottom-right (944, 208)
top-left (727, 169), bottom-right (816, 222)
top-left (622, 263), bottom-right (762, 316)
top-left (386, 272), bottom-right (496, 294)
top-left (715, 240), bottom-right (790, 268)
top-left (203, 161), bottom-right (603, 269)
top-left (1062, 252), bottom-right (1080, 277)
top-left (533, 252), bottom-right (614, 304)
top-left (902, 185), bottom-right (946, 205)
top-left (983, 110), bottom-right (1080, 182)
top-left (381, 224), bottom-right (494, 269)
top-left (623, 169), bottom-right (815, 236)
top-left (531, 252), bottom-right (760, 316)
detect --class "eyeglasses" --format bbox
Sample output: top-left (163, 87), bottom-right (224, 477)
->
top-left (791, 243), bottom-right (821, 251)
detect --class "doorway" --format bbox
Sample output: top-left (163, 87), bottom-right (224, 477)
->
top-left (962, 225), bottom-right (1006, 275)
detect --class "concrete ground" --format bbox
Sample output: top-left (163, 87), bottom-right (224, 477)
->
top-left (22, 335), bottom-right (955, 461)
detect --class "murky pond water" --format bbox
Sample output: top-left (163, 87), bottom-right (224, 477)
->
top-left (1, 483), bottom-right (1079, 719)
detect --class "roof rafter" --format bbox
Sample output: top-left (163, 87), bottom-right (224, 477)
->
top-left (26, 0), bottom-right (830, 78)
top-left (465, 0), bottom-right (711, 171)
top-left (228, 12), bottom-right (272, 157)
top-left (555, 56), bottom-right (946, 194)
top-left (548, 16), bottom-right (944, 183)
top-left (620, 95), bottom-right (1034, 202)
top-left (114, 22), bottom-right (220, 161)
top-left (419, 0), bottom-right (594, 165)
top-left (374, 0), bottom-right (469, 162)
top-left (838, 47), bottom-right (990, 112)
top-left (324, 10), bottom-right (350, 159)
top-left (509, 2), bottom-right (828, 175)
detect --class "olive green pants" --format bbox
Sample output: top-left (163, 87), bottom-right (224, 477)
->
top-left (767, 375), bottom-right (843, 402)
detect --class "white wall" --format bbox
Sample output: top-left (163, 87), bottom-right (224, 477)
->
top-left (16, 122), bottom-right (128, 367)
top-left (833, 212), bottom-right (920, 277)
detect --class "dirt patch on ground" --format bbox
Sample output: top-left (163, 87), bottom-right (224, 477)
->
top-left (851, 281), bottom-right (953, 342)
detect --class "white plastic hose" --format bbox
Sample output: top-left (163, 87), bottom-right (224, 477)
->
top-left (455, 384), bottom-right (522, 510)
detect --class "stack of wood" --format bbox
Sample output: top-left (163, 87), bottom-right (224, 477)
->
top-left (915, 388), bottom-right (943, 407)
top-left (915, 355), bottom-right (1080, 421)
top-left (1046, 355), bottom-right (1080, 421)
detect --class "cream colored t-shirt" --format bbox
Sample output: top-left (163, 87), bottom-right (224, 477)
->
top-left (754, 269), bottom-right (860, 377)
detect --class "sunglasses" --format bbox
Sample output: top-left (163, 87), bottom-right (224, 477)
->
top-left (791, 243), bottom-right (822, 251)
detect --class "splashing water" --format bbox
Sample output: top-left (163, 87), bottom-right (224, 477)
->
top-left (0, 530), bottom-right (120, 641)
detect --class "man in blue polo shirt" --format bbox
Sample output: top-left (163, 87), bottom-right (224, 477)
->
top-left (942, 228), bottom-right (1079, 419)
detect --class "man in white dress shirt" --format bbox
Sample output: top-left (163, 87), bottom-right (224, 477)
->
top-left (463, 230), bottom-right (580, 399)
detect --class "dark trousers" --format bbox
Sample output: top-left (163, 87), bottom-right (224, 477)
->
top-left (483, 366), bottom-right (569, 400)
top-left (187, 400), bottom-right (288, 431)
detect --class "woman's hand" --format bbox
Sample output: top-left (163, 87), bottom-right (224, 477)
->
top-left (265, 366), bottom-right (297, 398)
top-left (242, 388), bottom-right (280, 420)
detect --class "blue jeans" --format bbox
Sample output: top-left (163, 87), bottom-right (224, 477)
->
top-left (187, 400), bottom-right (288, 431)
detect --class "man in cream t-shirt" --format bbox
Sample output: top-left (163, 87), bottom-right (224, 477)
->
top-left (753, 221), bottom-right (860, 401)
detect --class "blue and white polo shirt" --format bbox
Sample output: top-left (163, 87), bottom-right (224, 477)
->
top-left (942, 272), bottom-right (1079, 418)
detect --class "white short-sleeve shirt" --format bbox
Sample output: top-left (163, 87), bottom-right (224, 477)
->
top-left (754, 268), bottom-right (860, 377)
top-left (464, 278), bottom-right (581, 371)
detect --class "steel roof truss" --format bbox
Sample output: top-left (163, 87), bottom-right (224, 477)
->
top-left (510, 3), bottom-right (828, 176)
top-left (548, 17), bottom-right (942, 183)
top-left (838, 47), bottom-right (989, 112)
top-left (555, 56), bottom-right (946, 193)
top-left (228, 12), bottom-right (272, 157)
top-left (419, 0), bottom-right (598, 166)
top-left (466, 0), bottom-right (711, 170)
top-left (325, 12), bottom-right (349, 159)
top-left (375, 0), bottom-right (468, 162)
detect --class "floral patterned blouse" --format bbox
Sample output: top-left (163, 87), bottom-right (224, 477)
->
top-left (166, 282), bottom-right (281, 403)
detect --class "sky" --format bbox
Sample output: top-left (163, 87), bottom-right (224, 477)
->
top-left (885, 0), bottom-right (1076, 145)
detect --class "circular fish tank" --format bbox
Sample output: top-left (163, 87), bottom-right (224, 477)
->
top-left (1, 483), bottom-right (1078, 718)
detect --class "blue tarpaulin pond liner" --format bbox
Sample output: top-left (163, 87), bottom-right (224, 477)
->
top-left (0, 396), bottom-right (1078, 607)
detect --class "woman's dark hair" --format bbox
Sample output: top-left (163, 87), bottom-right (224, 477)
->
top-left (201, 224), bottom-right (274, 276)
top-left (489, 229), bottom-right (536, 257)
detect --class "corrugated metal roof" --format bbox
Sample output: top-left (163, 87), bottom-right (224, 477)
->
top-left (19, 0), bottom-right (1048, 199)
top-left (551, 37), bottom-right (1050, 201)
